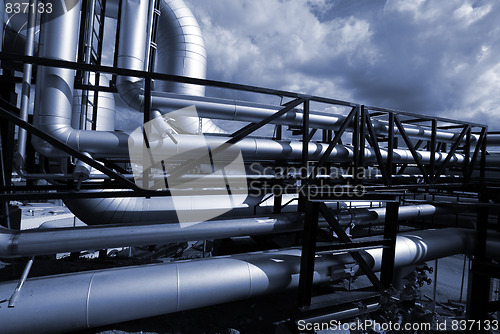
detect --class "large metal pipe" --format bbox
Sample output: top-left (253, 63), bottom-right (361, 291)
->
top-left (113, 0), bottom-right (478, 143)
top-left (31, 0), bottom-right (130, 157)
top-left (116, 0), bottom-right (225, 134)
top-left (133, 132), bottom-right (469, 165)
top-left (71, 74), bottom-right (116, 131)
top-left (0, 204), bottom-right (444, 256)
top-left (29, 0), bottom-right (485, 159)
top-left (0, 213), bottom-right (303, 257)
top-left (0, 228), bottom-right (498, 333)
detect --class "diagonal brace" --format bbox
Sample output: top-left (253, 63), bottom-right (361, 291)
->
top-left (433, 125), bottom-right (468, 182)
top-left (365, 112), bottom-right (390, 185)
top-left (309, 106), bottom-right (359, 181)
top-left (319, 203), bottom-right (385, 291)
top-left (394, 115), bottom-right (429, 183)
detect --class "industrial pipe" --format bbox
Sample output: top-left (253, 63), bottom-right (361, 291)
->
top-left (0, 204), bottom-right (443, 256)
top-left (31, 0), bottom-right (131, 157)
top-left (0, 213), bottom-right (303, 257)
top-left (132, 132), bottom-right (469, 165)
top-left (116, 0), bottom-right (225, 134)
top-left (29, 0), bottom-right (483, 160)
top-left (0, 228), bottom-right (498, 333)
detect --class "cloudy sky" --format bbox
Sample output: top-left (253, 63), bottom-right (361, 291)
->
top-left (182, 0), bottom-right (500, 130)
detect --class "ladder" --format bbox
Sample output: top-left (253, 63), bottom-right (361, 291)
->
top-left (76, 0), bottom-right (107, 130)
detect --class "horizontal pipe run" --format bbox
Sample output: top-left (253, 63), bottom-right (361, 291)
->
top-left (0, 214), bottom-right (303, 258)
top-left (0, 204), bottom-right (444, 257)
top-left (133, 133), bottom-right (469, 165)
top-left (0, 228), bottom-right (497, 333)
top-left (152, 92), bottom-right (478, 144)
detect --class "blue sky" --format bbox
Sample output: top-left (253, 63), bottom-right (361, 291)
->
top-left (182, 0), bottom-right (500, 130)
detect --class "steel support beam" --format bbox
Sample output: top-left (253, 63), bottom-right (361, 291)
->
top-left (297, 201), bottom-right (319, 308)
top-left (380, 201), bottom-right (399, 288)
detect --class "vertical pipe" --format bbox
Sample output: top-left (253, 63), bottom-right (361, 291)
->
top-left (14, 0), bottom-right (37, 170)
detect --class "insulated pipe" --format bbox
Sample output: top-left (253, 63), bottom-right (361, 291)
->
top-left (155, 0), bottom-right (207, 96)
top-left (31, 0), bottom-right (130, 157)
top-left (114, 0), bottom-right (150, 111)
top-left (0, 213), bottom-right (303, 257)
top-left (63, 192), bottom-right (295, 225)
top-left (1, 6), bottom-right (40, 56)
top-left (0, 204), bottom-right (441, 256)
top-left (117, 0), bottom-right (225, 134)
top-left (113, 0), bottom-right (474, 143)
top-left (133, 133), bottom-right (468, 165)
top-left (68, 124), bottom-right (468, 224)
top-left (0, 228), bottom-right (498, 333)
top-left (71, 74), bottom-right (116, 131)
top-left (150, 91), bottom-right (478, 144)
top-left (30, 0), bottom-right (483, 158)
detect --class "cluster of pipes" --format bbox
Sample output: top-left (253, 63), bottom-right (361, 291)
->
top-left (0, 0), bottom-right (499, 332)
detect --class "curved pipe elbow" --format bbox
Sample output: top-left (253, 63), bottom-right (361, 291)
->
top-left (30, 126), bottom-right (75, 158)
top-left (115, 0), bottom-right (149, 111)
top-left (115, 77), bottom-right (145, 111)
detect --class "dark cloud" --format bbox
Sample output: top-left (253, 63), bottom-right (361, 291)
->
top-left (185, 0), bottom-right (500, 129)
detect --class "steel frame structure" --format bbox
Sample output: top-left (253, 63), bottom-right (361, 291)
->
top-left (0, 44), bottom-right (498, 324)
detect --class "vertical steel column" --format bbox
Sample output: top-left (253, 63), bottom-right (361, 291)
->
top-left (112, 0), bottom-right (123, 84)
top-left (353, 107), bottom-right (360, 184)
top-left (430, 119), bottom-right (436, 182)
top-left (91, 0), bottom-right (108, 130)
top-left (463, 126), bottom-right (471, 182)
top-left (298, 99), bottom-right (310, 211)
top-left (380, 201), bottom-right (399, 288)
top-left (274, 125), bottom-right (283, 214)
top-left (0, 72), bottom-right (17, 229)
top-left (357, 105), bottom-right (366, 185)
top-left (388, 113), bottom-right (394, 183)
top-left (468, 128), bottom-right (489, 324)
top-left (297, 200), bottom-right (319, 308)
top-left (365, 111), bottom-right (389, 186)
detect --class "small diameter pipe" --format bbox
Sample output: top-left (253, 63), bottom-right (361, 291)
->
top-left (7, 256), bottom-right (34, 307)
